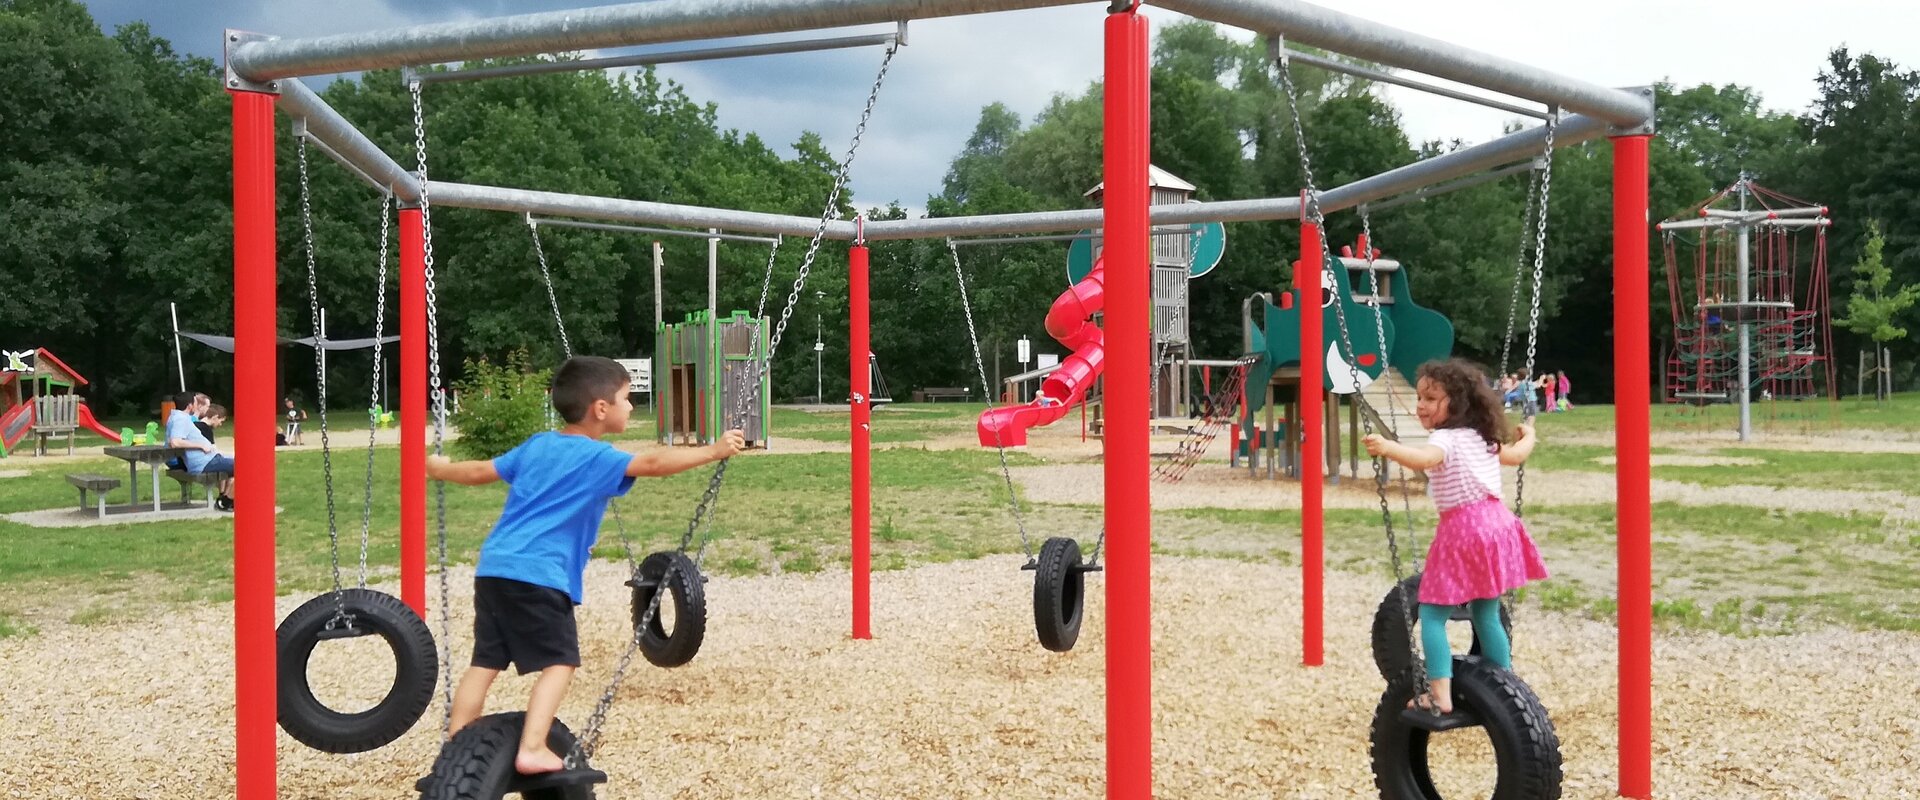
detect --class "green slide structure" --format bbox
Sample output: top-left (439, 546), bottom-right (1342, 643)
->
top-left (1239, 248), bottom-right (1454, 444)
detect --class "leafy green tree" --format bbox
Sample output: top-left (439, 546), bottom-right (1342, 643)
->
top-left (1835, 221), bottom-right (1919, 401)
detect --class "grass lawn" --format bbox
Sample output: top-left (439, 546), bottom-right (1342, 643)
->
top-left (2, 400), bottom-right (1914, 639)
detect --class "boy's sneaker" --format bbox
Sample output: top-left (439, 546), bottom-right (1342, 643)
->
top-left (215, 495), bottom-right (233, 511)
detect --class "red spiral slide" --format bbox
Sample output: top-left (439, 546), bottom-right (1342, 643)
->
top-left (977, 256), bottom-right (1107, 447)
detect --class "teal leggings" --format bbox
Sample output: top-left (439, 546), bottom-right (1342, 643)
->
top-left (1419, 600), bottom-right (1510, 680)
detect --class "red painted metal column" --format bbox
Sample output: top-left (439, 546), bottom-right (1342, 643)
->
top-left (1298, 211), bottom-right (1324, 667)
top-left (400, 208), bottom-right (426, 618)
top-left (850, 229), bottom-right (872, 641)
top-left (229, 87), bottom-right (277, 800)
top-left (1613, 133), bottom-right (1654, 799)
top-left (1104, 7), bottom-right (1152, 799)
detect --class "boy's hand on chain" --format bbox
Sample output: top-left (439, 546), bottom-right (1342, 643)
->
top-left (712, 430), bottom-right (747, 460)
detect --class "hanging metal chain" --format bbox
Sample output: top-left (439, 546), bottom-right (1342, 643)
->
top-left (359, 192), bottom-right (392, 588)
top-left (1277, 42), bottom-right (1430, 703)
top-left (1498, 171), bottom-right (1541, 380)
top-left (753, 237), bottom-right (785, 331)
top-left (1356, 209), bottom-right (1424, 556)
top-left (948, 238), bottom-right (1035, 562)
top-left (769, 43), bottom-right (896, 364)
top-left (1514, 109), bottom-right (1556, 519)
top-left (653, 41), bottom-right (900, 566)
top-left (526, 215), bottom-right (572, 358)
top-left (297, 135), bottom-right (352, 634)
top-left (577, 44), bottom-right (900, 762)
top-left (408, 77), bottom-right (457, 740)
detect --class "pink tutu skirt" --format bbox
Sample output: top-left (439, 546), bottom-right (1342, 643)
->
top-left (1418, 496), bottom-right (1549, 606)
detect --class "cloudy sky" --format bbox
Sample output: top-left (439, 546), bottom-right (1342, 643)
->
top-left (82, 1), bottom-right (1920, 216)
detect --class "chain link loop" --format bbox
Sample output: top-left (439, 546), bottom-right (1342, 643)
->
top-left (360, 192), bottom-right (392, 588)
top-left (1498, 171), bottom-right (1541, 381)
top-left (577, 44), bottom-right (899, 761)
top-left (1276, 42), bottom-right (1430, 703)
top-left (947, 238), bottom-right (1035, 561)
top-left (296, 135), bottom-right (353, 636)
top-left (1515, 110), bottom-right (1556, 519)
top-left (407, 77), bottom-right (457, 741)
top-left (525, 215), bottom-right (572, 359)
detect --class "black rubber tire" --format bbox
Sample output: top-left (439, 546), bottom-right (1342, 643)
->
top-left (1368, 656), bottom-right (1563, 800)
top-left (417, 712), bottom-right (596, 800)
top-left (1033, 537), bottom-right (1087, 653)
top-left (630, 551), bottom-right (706, 668)
top-left (1370, 574), bottom-right (1513, 683)
top-left (276, 587), bottom-right (438, 753)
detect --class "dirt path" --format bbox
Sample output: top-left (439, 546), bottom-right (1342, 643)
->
top-left (0, 557), bottom-right (1912, 799)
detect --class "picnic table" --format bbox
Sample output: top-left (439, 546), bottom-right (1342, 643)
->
top-left (102, 444), bottom-right (189, 513)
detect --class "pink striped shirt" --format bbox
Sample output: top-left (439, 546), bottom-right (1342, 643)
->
top-left (1426, 427), bottom-right (1503, 511)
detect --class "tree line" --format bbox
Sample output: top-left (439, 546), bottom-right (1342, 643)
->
top-left (4, 0), bottom-right (1915, 415)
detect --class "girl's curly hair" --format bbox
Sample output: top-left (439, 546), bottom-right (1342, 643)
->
top-left (1416, 358), bottom-right (1513, 448)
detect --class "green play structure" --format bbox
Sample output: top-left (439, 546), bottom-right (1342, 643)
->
top-left (1236, 242), bottom-right (1454, 476)
top-left (653, 309), bottom-right (771, 447)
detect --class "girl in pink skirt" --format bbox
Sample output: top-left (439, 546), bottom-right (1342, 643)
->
top-left (1363, 358), bottom-right (1548, 713)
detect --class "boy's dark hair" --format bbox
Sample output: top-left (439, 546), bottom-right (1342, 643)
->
top-left (1417, 358), bottom-right (1511, 449)
top-left (173, 391), bottom-right (197, 410)
top-left (206, 404), bottom-right (227, 420)
top-left (551, 356), bottom-right (631, 424)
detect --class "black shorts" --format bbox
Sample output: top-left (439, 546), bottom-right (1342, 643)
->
top-left (471, 577), bottom-right (580, 674)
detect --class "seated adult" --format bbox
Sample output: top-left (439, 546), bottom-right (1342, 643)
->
top-left (166, 391), bottom-right (234, 511)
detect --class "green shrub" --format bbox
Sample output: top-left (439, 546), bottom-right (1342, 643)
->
top-left (449, 350), bottom-right (553, 460)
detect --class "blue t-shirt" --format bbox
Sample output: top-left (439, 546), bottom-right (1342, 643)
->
top-left (165, 410), bottom-right (216, 472)
top-left (474, 432), bottom-right (636, 603)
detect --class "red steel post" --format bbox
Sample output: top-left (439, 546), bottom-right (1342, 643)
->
top-left (1298, 212), bottom-right (1324, 667)
top-left (400, 208), bottom-right (427, 618)
top-left (1104, 7), bottom-right (1152, 798)
top-left (1613, 132), bottom-right (1654, 799)
top-left (850, 239), bottom-right (872, 640)
top-left (229, 87), bottom-right (278, 800)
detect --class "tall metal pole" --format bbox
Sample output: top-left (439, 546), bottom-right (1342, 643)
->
top-left (319, 307), bottom-right (328, 395)
top-left (652, 241), bottom-right (664, 330)
top-left (816, 314), bottom-right (824, 403)
top-left (1735, 180), bottom-right (1752, 441)
top-left (170, 302), bottom-right (187, 392)
top-left (850, 232), bottom-right (872, 641)
top-left (399, 208), bottom-right (427, 618)
top-left (707, 228), bottom-right (719, 324)
top-left (1297, 202), bottom-right (1324, 668)
top-left (1103, 7), bottom-right (1151, 798)
top-left (229, 86), bottom-right (278, 800)
top-left (1612, 132), bottom-right (1654, 800)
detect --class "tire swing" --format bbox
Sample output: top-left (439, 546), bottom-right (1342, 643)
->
top-left (1370, 573), bottom-right (1512, 682)
top-left (626, 550), bottom-right (706, 667)
top-left (526, 214), bottom-right (718, 669)
top-left (1025, 536), bottom-right (1099, 652)
top-left (1272, 42), bottom-right (1563, 799)
top-left (415, 713), bottom-right (605, 800)
top-left (403, 81), bottom-right (607, 798)
top-left (1368, 656), bottom-right (1563, 800)
top-left (946, 239), bottom-right (1102, 653)
top-left (276, 132), bottom-right (437, 755)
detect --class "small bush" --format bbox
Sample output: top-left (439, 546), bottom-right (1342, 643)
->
top-left (449, 350), bottom-right (553, 460)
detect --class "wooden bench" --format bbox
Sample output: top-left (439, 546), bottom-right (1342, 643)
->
top-left (912, 386), bottom-right (971, 403)
top-left (65, 473), bottom-right (123, 518)
top-left (32, 395), bottom-right (79, 456)
top-left (166, 469), bottom-right (225, 508)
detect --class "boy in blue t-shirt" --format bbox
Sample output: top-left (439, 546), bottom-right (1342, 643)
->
top-left (427, 356), bottom-right (744, 775)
